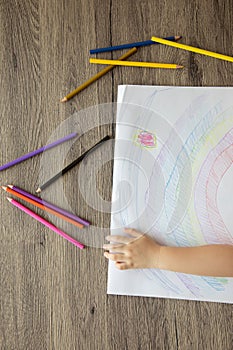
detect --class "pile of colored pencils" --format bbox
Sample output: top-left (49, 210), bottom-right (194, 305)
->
top-left (1, 132), bottom-right (110, 249)
top-left (60, 34), bottom-right (233, 102)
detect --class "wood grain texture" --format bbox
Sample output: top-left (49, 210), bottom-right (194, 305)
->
top-left (0, 0), bottom-right (232, 349)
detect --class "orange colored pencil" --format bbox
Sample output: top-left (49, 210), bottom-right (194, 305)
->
top-left (1, 186), bottom-right (84, 229)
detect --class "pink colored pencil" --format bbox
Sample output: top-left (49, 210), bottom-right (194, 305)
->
top-left (7, 197), bottom-right (84, 249)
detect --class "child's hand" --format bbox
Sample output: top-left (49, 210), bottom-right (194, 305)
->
top-left (103, 228), bottom-right (162, 270)
top-left (103, 229), bottom-right (233, 276)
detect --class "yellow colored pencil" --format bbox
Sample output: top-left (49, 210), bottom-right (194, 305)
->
top-left (61, 47), bottom-right (137, 102)
top-left (151, 36), bottom-right (233, 63)
top-left (89, 59), bottom-right (183, 69)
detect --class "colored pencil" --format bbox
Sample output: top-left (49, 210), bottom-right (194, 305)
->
top-left (36, 135), bottom-right (110, 193)
top-left (7, 197), bottom-right (84, 249)
top-left (151, 36), bottom-right (233, 63)
top-left (2, 186), bottom-right (84, 229)
top-left (0, 132), bottom-right (78, 171)
top-left (89, 59), bottom-right (183, 69)
top-left (60, 48), bottom-right (137, 102)
top-left (7, 185), bottom-right (90, 226)
top-left (90, 35), bottom-right (182, 54)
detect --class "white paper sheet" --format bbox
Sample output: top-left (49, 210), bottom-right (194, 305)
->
top-left (108, 85), bottom-right (233, 303)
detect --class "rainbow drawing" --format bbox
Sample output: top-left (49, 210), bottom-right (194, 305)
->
top-left (109, 85), bottom-right (233, 303)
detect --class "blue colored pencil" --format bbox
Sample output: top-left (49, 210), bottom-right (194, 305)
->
top-left (90, 35), bottom-right (182, 54)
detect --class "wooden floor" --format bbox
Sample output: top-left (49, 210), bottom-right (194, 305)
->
top-left (0, 0), bottom-right (233, 349)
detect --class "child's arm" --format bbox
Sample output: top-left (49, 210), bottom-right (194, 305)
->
top-left (103, 228), bottom-right (233, 277)
top-left (159, 244), bottom-right (233, 277)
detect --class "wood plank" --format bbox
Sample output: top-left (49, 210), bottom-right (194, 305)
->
top-left (0, 0), bottom-right (232, 349)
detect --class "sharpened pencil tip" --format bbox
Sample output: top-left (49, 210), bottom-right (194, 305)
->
top-left (60, 97), bottom-right (68, 103)
top-left (1, 186), bottom-right (7, 191)
top-left (8, 185), bottom-right (13, 188)
top-left (6, 197), bottom-right (12, 202)
top-left (177, 65), bottom-right (184, 69)
top-left (175, 36), bottom-right (182, 41)
top-left (36, 188), bottom-right (41, 193)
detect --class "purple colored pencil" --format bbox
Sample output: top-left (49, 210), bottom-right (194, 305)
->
top-left (8, 185), bottom-right (90, 227)
top-left (0, 132), bottom-right (78, 171)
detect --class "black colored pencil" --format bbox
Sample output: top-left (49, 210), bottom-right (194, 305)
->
top-left (36, 135), bottom-right (110, 193)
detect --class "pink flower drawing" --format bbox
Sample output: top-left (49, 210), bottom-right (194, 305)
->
top-left (136, 131), bottom-right (157, 148)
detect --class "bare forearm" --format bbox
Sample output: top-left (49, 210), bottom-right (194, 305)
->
top-left (159, 244), bottom-right (233, 277)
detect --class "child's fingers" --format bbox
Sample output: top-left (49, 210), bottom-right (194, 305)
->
top-left (104, 252), bottom-right (126, 262)
top-left (115, 262), bottom-right (128, 270)
top-left (105, 235), bottom-right (130, 244)
top-left (103, 243), bottom-right (125, 251)
top-left (124, 228), bottom-right (143, 238)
